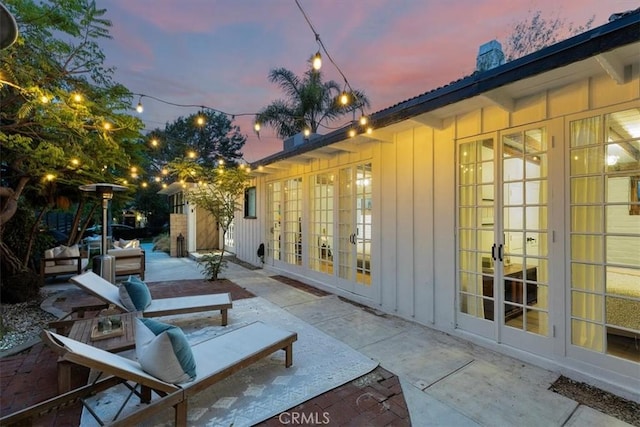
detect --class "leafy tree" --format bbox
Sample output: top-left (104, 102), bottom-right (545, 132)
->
top-left (146, 110), bottom-right (245, 171)
top-left (171, 159), bottom-right (251, 280)
top-left (503, 10), bottom-right (595, 61)
top-left (0, 0), bottom-right (144, 285)
top-left (256, 67), bottom-right (370, 139)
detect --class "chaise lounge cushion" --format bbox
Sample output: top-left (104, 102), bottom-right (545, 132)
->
top-left (119, 276), bottom-right (152, 311)
top-left (135, 318), bottom-right (196, 384)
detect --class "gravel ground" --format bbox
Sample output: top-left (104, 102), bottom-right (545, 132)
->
top-left (0, 291), bottom-right (58, 353)
top-left (550, 376), bottom-right (640, 426)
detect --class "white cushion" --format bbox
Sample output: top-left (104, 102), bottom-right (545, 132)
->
top-left (54, 245), bottom-right (80, 265)
top-left (113, 238), bottom-right (139, 249)
top-left (135, 318), bottom-right (196, 384)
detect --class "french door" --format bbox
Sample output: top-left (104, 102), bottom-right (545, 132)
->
top-left (336, 162), bottom-right (373, 297)
top-left (457, 125), bottom-right (557, 355)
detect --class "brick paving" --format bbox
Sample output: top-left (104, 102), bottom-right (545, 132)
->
top-left (258, 367), bottom-right (410, 426)
top-left (1, 278), bottom-right (411, 426)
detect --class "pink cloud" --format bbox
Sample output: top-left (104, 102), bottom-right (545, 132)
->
top-left (98, 0), bottom-right (627, 162)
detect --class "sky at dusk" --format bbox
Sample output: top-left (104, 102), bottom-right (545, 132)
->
top-left (95, 0), bottom-right (637, 162)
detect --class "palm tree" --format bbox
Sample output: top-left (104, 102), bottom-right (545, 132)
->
top-left (256, 67), bottom-right (370, 139)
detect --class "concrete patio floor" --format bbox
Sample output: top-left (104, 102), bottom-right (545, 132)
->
top-left (2, 243), bottom-right (633, 426)
top-left (143, 246), bottom-right (630, 427)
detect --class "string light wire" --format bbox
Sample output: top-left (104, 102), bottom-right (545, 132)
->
top-left (294, 0), bottom-right (358, 101)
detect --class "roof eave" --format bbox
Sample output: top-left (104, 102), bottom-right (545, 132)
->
top-left (252, 10), bottom-right (640, 169)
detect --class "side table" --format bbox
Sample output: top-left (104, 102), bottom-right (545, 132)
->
top-left (57, 311), bottom-right (141, 393)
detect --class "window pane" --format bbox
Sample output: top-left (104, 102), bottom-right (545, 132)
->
top-left (525, 180), bottom-right (546, 204)
top-left (570, 116), bottom-right (601, 147)
top-left (459, 142), bottom-right (476, 164)
top-left (606, 236), bottom-right (640, 267)
top-left (571, 147), bottom-right (603, 175)
top-left (571, 234), bottom-right (603, 263)
top-left (459, 207), bottom-right (475, 228)
top-left (571, 176), bottom-right (603, 204)
top-left (571, 263), bottom-right (604, 292)
top-left (571, 319), bottom-right (604, 351)
top-left (525, 128), bottom-right (546, 152)
top-left (572, 291), bottom-right (603, 321)
top-left (459, 186), bottom-right (475, 206)
top-left (526, 206), bottom-right (547, 230)
top-left (459, 229), bottom-right (476, 250)
top-left (526, 154), bottom-right (547, 179)
top-left (571, 206), bottom-right (602, 233)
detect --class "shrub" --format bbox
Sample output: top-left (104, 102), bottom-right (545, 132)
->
top-left (197, 253), bottom-right (227, 281)
top-left (152, 232), bottom-right (170, 253)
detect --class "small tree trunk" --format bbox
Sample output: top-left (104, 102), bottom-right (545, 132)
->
top-left (213, 229), bottom-right (227, 280)
top-left (0, 240), bottom-right (25, 276)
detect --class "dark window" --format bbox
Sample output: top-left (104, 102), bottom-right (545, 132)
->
top-left (244, 187), bottom-right (257, 218)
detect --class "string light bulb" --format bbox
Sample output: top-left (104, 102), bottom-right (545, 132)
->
top-left (340, 91), bottom-right (349, 106)
top-left (135, 95), bottom-right (144, 113)
top-left (196, 116), bottom-right (205, 126)
top-left (254, 122), bottom-right (261, 132)
top-left (73, 93), bottom-right (83, 103)
top-left (312, 51), bottom-right (322, 70)
top-left (359, 115), bottom-right (368, 126)
top-left (348, 128), bottom-right (356, 138)
top-left (151, 138), bottom-right (159, 147)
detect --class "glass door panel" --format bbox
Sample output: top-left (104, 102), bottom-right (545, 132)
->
top-left (337, 162), bottom-right (373, 295)
top-left (501, 128), bottom-right (549, 336)
top-left (338, 167), bottom-right (354, 282)
top-left (267, 182), bottom-right (282, 262)
top-left (283, 178), bottom-right (302, 265)
top-left (458, 138), bottom-right (495, 320)
top-left (309, 173), bottom-right (335, 274)
top-left (569, 109), bottom-right (640, 363)
top-left (355, 164), bottom-right (372, 285)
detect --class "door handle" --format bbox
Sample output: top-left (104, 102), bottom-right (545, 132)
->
top-left (498, 244), bottom-right (503, 262)
top-left (491, 244), bottom-right (496, 261)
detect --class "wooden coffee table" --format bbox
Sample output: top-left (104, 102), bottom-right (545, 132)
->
top-left (57, 311), bottom-right (141, 393)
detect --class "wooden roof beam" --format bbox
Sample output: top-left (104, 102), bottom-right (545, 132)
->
top-left (596, 51), bottom-right (626, 84)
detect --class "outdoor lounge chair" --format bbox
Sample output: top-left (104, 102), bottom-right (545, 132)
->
top-left (0, 322), bottom-right (297, 426)
top-left (70, 271), bottom-right (233, 326)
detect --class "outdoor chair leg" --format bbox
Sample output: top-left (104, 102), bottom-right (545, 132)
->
top-left (221, 308), bottom-right (228, 326)
top-left (175, 401), bottom-right (188, 427)
top-left (285, 343), bottom-right (293, 368)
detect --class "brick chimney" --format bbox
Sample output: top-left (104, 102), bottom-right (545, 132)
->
top-left (476, 40), bottom-right (505, 72)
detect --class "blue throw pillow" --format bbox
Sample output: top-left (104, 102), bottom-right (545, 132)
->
top-left (135, 318), bottom-right (196, 384)
top-left (119, 276), bottom-right (152, 311)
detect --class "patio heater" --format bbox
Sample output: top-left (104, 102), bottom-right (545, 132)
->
top-left (79, 183), bottom-right (127, 283)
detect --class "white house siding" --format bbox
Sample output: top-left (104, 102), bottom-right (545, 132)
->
top-left (234, 178), bottom-right (262, 265)
top-left (233, 30), bottom-right (639, 399)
